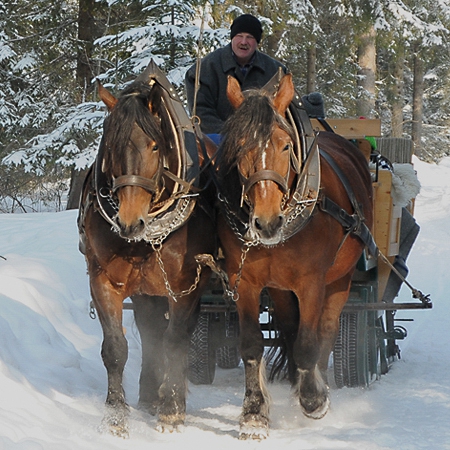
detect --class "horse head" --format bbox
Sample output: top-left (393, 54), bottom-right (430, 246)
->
top-left (98, 80), bottom-right (174, 240)
top-left (221, 74), bottom-right (296, 245)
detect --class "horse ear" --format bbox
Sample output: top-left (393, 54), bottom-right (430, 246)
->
top-left (148, 84), bottom-right (163, 117)
top-left (97, 80), bottom-right (118, 111)
top-left (273, 73), bottom-right (295, 115)
top-left (227, 76), bottom-right (245, 110)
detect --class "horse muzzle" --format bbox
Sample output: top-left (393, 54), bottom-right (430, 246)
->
top-left (248, 209), bottom-right (285, 246)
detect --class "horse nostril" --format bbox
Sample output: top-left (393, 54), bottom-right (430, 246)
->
top-left (253, 214), bottom-right (284, 238)
top-left (277, 215), bottom-right (283, 226)
top-left (115, 216), bottom-right (146, 239)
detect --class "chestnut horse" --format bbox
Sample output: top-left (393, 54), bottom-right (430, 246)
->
top-left (216, 74), bottom-right (373, 439)
top-left (78, 62), bottom-right (215, 436)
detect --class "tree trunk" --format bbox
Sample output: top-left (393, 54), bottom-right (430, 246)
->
top-left (391, 48), bottom-right (404, 137)
top-left (68, 0), bottom-right (104, 210)
top-left (356, 26), bottom-right (376, 118)
top-left (412, 49), bottom-right (424, 158)
top-left (77, 0), bottom-right (100, 102)
top-left (169, 5), bottom-right (176, 67)
top-left (265, 29), bottom-right (283, 59)
top-left (306, 46), bottom-right (317, 93)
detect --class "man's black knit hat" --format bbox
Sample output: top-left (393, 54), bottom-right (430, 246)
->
top-left (301, 92), bottom-right (326, 118)
top-left (230, 14), bottom-right (263, 43)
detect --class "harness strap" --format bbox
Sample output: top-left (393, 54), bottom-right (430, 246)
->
top-left (319, 195), bottom-right (377, 256)
top-left (317, 118), bottom-right (334, 133)
top-left (318, 146), bottom-right (431, 305)
top-left (320, 148), bottom-right (365, 221)
top-left (162, 168), bottom-right (200, 194)
top-left (113, 174), bottom-right (160, 194)
top-left (318, 147), bottom-right (377, 256)
top-left (242, 169), bottom-right (289, 195)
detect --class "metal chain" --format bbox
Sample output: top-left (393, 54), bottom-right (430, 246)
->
top-left (145, 197), bottom-right (192, 244)
top-left (99, 187), bottom-right (119, 212)
top-left (152, 241), bottom-right (203, 302)
top-left (285, 198), bottom-right (316, 225)
top-left (223, 243), bottom-right (252, 302)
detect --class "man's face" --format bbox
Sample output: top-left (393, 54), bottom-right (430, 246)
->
top-left (231, 32), bottom-right (258, 65)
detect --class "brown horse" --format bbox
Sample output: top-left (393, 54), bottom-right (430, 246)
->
top-left (78, 62), bottom-right (215, 436)
top-left (216, 74), bottom-right (373, 439)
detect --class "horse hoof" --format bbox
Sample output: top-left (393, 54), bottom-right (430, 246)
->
top-left (156, 414), bottom-right (185, 433)
top-left (99, 408), bottom-right (130, 438)
top-left (107, 423), bottom-right (130, 438)
top-left (239, 415), bottom-right (269, 440)
top-left (155, 422), bottom-right (185, 434)
top-left (300, 396), bottom-right (330, 419)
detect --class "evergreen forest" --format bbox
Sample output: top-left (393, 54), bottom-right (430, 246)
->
top-left (1, 0), bottom-right (449, 211)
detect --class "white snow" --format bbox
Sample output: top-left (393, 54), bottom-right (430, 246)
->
top-left (0, 156), bottom-right (449, 449)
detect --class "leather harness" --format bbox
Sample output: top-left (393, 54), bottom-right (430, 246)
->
top-left (78, 60), bottom-right (206, 247)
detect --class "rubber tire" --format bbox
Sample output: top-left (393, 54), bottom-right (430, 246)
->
top-left (333, 311), bottom-right (369, 388)
top-left (188, 312), bottom-right (216, 385)
top-left (216, 312), bottom-right (241, 369)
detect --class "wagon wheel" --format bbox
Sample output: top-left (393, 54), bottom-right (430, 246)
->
top-left (333, 310), bottom-right (380, 388)
top-left (216, 312), bottom-right (241, 369)
top-left (334, 312), bottom-right (363, 388)
top-left (188, 312), bottom-right (216, 385)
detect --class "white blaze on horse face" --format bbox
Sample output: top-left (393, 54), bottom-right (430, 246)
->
top-left (248, 127), bottom-right (293, 245)
top-left (260, 141), bottom-right (271, 191)
top-left (262, 141), bottom-right (269, 168)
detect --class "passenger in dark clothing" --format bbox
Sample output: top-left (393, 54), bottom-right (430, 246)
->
top-left (185, 14), bottom-right (287, 142)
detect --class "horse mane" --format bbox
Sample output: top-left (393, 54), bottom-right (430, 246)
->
top-left (218, 90), bottom-right (295, 201)
top-left (102, 81), bottom-right (174, 174)
top-left (218, 89), bottom-right (295, 208)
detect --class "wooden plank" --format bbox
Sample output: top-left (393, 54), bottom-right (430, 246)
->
top-left (372, 170), bottom-right (401, 258)
top-left (371, 169), bottom-right (404, 302)
top-left (310, 118), bottom-right (382, 138)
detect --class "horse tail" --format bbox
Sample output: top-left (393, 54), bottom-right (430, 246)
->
top-left (266, 289), bottom-right (299, 384)
top-left (267, 332), bottom-right (288, 382)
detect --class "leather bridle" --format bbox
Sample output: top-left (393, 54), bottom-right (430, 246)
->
top-left (112, 163), bottom-right (164, 198)
top-left (237, 140), bottom-right (300, 209)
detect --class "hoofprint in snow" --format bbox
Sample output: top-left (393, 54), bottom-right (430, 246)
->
top-left (0, 155), bottom-right (448, 449)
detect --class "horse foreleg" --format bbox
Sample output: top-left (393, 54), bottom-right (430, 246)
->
top-left (318, 274), bottom-right (353, 381)
top-left (237, 286), bottom-right (270, 440)
top-left (92, 283), bottom-right (129, 437)
top-left (132, 294), bottom-right (169, 415)
top-left (156, 296), bottom-right (199, 433)
top-left (294, 284), bottom-right (330, 419)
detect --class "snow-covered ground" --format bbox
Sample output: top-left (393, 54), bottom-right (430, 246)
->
top-left (0, 156), bottom-right (448, 450)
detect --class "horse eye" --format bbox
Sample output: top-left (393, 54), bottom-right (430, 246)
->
top-left (283, 143), bottom-right (291, 152)
top-left (152, 145), bottom-right (159, 152)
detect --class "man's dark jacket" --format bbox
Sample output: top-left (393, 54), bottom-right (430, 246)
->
top-left (185, 44), bottom-right (286, 135)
